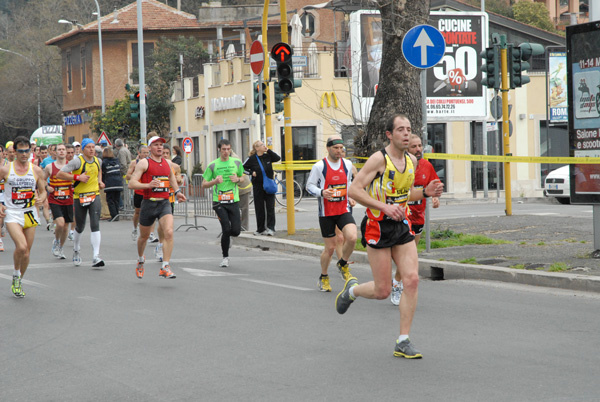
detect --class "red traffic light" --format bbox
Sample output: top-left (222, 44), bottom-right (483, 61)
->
top-left (271, 43), bottom-right (293, 63)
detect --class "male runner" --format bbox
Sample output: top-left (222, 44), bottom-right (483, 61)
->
top-left (0, 145), bottom-right (6, 251)
top-left (65, 144), bottom-right (76, 240)
top-left (6, 142), bottom-right (16, 163)
top-left (45, 143), bottom-right (73, 259)
top-left (126, 145), bottom-right (149, 241)
top-left (128, 136), bottom-right (186, 279)
top-left (389, 134), bottom-right (442, 306)
top-left (57, 138), bottom-right (105, 267)
top-left (0, 136), bottom-right (47, 297)
top-left (202, 139), bottom-right (244, 268)
top-left (338, 114), bottom-right (443, 359)
top-left (306, 135), bottom-right (357, 292)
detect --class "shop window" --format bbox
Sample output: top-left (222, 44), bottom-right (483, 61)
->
top-left (470, 122), bottom-right (503, 191)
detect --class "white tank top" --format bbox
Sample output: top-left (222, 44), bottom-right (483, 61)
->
top-left (4, 162), bottom-right (37, 210)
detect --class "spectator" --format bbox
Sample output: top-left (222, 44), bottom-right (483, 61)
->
top-left (72, 141), bottom-right (81, 156)
top-left (101, 147), bottom-right (122, 221)
top-left (172, 145), bottom-right (182, 166)
top-left (114, 139), bottom-right (132, 178)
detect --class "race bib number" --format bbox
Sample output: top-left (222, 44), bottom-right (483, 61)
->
top-left (218, 190), bottom-right (234, 203)
top-left (0, 182), bottom-right (4, 193)
top-left (329, 184), bottom-right (347, 202)
top-left (55, 186), bottom-right (72, 200)
top-left (12, 187), bottom-right (34, 208)
top-left (152, 175), bottom-right (170, 193)
top-left (386, 193), bottom-right (408, 205)
top-left (79, 192), bottom-right (96, 207)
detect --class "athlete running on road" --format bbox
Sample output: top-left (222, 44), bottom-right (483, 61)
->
top-left (128, 136), bottom-right (186, 279)
top-left (337, 114), bottom-right (443, 359)
top-left (65, 144), bottom-right (76, 240)
top-left (0, 136), bottom-right (47, 298)
top-left (306, 136), bottom-right (357, 292)
top-left (57, 138), bottom-right (105, 267)
top-left (126, 145), bottom-right (149, 241)
top-left (44, 143), bottom-right (73, 260)
top-left (202, 139), bottom-right (244, 268)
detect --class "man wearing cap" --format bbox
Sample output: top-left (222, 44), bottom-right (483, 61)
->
top-left (129, 136), bottom-right (186, 280)
top-left (306, 135), bottom-right (357, 292)
top-left (72, 141), bottom-right (81, 157)
top-left (57, 138), bottom-right (105, 267)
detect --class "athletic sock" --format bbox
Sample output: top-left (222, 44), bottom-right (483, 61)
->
top-left (162, 261), bottom-right (169, 268)
top-left (349, 286), bottom-right (356, 299)
top-left (398, 335), bottom-right (409, 343)
top-left (13, 270), bottom-right (20, 278)
top-left (320, 274), bottom-right (329, 279)
top-left (73, 230), bottom-right (82, 251)
top-left (138, 256), bottom-right (145, 263)
top-left (90, 231), bottom-right (101, 257)
top-left (338, 258), bottom-right (347, 267)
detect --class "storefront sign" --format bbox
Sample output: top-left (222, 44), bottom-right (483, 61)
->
top-left (63, 115), bottom-right (83, 126)
top-left (211, 95), bottom-right (246, 112)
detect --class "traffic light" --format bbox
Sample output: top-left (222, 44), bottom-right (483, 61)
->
top-left (480, 46), bottom-right (500, 89)
top-left (509, 43), bottom-right (545, 88)
top-left (271, 43), bottom-right (295, 94)
top-left (273, 82), bottom-right (285, 113)
top-left (253, 81), bottom-right (267, 114)
top-left (129, 91), bottom-right (140, 119)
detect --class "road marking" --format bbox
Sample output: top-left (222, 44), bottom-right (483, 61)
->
top-left (182, 268), bottom-right (246, 277)
top-left (0, 273), bottom-right (48, 288)
top-left (531, 213), bottom-right (559, 216)
top-left (238, 278), bottom-right (313, 291)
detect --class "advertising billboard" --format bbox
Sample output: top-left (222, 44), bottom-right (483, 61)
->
top-left (349, 11), bottom-right (487, 122)
top-left (548, 51), bottom-right (568, 123)
top-left (566, 22), bottom-right (600, 204)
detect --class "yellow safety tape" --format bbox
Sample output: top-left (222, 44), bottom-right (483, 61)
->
top-left (423, 153), bottom-right (600, 164)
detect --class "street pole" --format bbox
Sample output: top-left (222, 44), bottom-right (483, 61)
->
top-left (499, 34), bottom-right (512, 216)
top-left (137, 0), bottom-right (147, 144)
top-left (262, 0), bottom-right (273, 148)
top-left (0, 47), bottom-right (41, 128)
top-left (93, 0), bottom-right (106, 114)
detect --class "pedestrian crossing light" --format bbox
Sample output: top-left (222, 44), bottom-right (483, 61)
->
top-left (253, 82), bottom-right (267, 114)
top-left (509, 43), bottom-right (545, 88)
top-left (271, 42), bottom-right (295, 94)
top-left (129, 91), bottom-right (140, 120)
top-left (480, 46), bottom-right (500, 90)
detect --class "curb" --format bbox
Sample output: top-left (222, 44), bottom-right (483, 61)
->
top-left (235, 234), bottom-right (600, 294)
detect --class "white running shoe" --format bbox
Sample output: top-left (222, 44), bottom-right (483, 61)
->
top-left (58, 247), bottom-right (66, 260)
top-left (219, 257), bottom-right (229, 267)
top-left (154, 243), bottom-right (163, 262)
top-left (52, 239), bottom-right (60, 257)
top-left (73, 250), bottom-right (82, 266)
top-left (147, 232), bottom-right (158, 243)
top-left (68, 230), bottom-right (74, 241)
top-left (132, 228), bottom-right (138, 241)
top-left (390, 281), bottom-right (404, 306)
top-left (92, 257), bottom-right (105, 268)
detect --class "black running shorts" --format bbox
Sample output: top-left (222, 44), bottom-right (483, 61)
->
top-left (360, 215), bottom-right (415, 249)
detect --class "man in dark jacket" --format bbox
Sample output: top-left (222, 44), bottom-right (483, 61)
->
top-left (101, 147), bottom-right (122, 221)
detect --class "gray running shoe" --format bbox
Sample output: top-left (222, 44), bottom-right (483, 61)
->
top-left (52, 239), bottom-right (60, 257)
top-left (58, 247), bottom-right (66, 260)
top-left (73, 250), bottom-right (82, 266)
top-left (154, 243), bottom-right (163, 262)
top-left (390, 281), bottom-right (403, 306)
top-left (265, 229), bottom-right (275, 236)
top-left (68, 230), bottom-right (74, 241)
top-left (335, 276), bottom-right (358, 314)
top-left (92, 257), bottom-right (105, 267)
top-left (131, 228), bottom-right (138, 241)
top-left (394, 339), bottom-right (423, 359)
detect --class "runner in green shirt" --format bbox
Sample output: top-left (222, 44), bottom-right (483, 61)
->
top-left (202, 139), bottom-right (245, 267)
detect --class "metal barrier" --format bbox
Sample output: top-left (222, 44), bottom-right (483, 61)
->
top-left (175, 173), bottom-right (215, 231)
top-left (174, 173), bottom-right (207, 231)
top-left (113, 179), bottom-right (135, 221)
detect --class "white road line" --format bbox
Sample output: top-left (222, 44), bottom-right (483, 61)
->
top-left (238, 278), bottom-right (313, 291)
top-left (0, 273), bottom-right (48, 288)
top-left (182, 268), bottom-right (246, 277)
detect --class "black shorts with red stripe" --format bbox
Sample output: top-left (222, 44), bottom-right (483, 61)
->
top-left (360, 215), bottom-right (415, 249)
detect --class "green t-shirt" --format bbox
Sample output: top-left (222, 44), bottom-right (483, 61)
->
top-left (203, 157), bottom-right (244, 203)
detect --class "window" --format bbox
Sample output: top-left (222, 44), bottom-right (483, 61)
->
top-left (66, 51), bottom-right (72, 91)
top-left (427, 123), bottom-right (447, 188)
top-left (131, 42), bottom-right (155, 85)
top-left (80, 46), bottom-right (86, 88)
top-left (192, 76), bottom-right (199, 98)
top-left (470, 122), bottom-right (503, 191)
top-left (227, 129), bottom-right (237, 155)
top-left (280, 126), bottom-right (316, 190)
top-left (301, 12), bottom-right (315, 37)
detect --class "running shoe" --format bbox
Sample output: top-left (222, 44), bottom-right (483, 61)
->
top-left (335, 276), bottom-right (358, 314)
top-left (0, 238), bottom-right (4, 252)
top-left (11, 276), bottom-right (24, 298)
top-left (131, 228), bottom-right (138, 241)
top-left (390, 281), bottom-right (403, 306)
top-left (154, 243), bottom-right (163, 262)
top-left (73, 250), bottom-right (82, 266)
top-left (46, 222), bottom-right (51, 231)
top-left (159, 265), bottom-right (176, 279)
top-left (219, 257), bottom-right (229, 268)
top-left (92, 257), bottom-right (105, 268)
top-left (337, 261), bottom-right (352, 281)
top-left (318, 275), bottom-right (332, 292)
top-left (148, 232), bottom-right (158, 243)
top-left (136, 258), bottom-right (145, 279)
top-left (265, 229), bottom-right (275, 236)
top-left (58, 247), bottom-right (66, 260)
top-left (394, 339), bottom-right (423, 359)
top-left (253, 230), bottom-right (265, 236)
top-left (68, 230), bottom-right (74, 241)
top-left (52, 239), bottom-right (60, 257)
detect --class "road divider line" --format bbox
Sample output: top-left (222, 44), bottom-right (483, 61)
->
top-left (239, 278), bottom-right (313, 291)
top-left (0, 273), bottom-right (48, 288)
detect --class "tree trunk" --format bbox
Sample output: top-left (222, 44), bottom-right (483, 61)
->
top-left (355, 0), bottom-right (430, 156)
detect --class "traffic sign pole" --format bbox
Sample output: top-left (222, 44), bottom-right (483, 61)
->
top-left (258, 73), bottom-right (265, 141)
top-left (500, 34), bottom-right (512, 216)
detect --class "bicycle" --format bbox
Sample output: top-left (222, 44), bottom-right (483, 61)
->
top-left (249, 172), bottom-right (303, 206)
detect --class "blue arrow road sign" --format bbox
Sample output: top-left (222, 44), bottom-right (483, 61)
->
top-left (401, 25), bottom-right (446, 69)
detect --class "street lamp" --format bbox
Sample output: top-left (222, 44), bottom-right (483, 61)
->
top-left (59, 5), bottom-right (105, 114)
top-left (0, 47), bottom-right (41, 128)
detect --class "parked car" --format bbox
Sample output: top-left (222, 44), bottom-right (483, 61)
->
top-left (544, 165), bottom-right (570, 204)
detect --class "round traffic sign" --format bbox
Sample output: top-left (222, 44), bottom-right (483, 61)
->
top-left (182, 137), bottom-right (193, 154)
top-left (250, 41), bottom-right (265, 75)
top-left (401, 25), bottom-right (445, 69)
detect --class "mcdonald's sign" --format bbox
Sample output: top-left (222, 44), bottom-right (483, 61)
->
top-left (320, 92), bottom-right (339, 109)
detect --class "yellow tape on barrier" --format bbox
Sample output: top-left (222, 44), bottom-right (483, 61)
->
top-left (423, 153), bottom-right (600, 164)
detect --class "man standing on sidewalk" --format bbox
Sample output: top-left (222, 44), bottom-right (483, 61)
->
top-left (306, 135), bottom-right (357, 292)
top-left (0, 136), bottom-right (47, 298)
top-left (128, 136), bottom-right (186, 279)
top-left (338, 114), bottom-right (443, 359)
top-left (389, 134), bottom-right (442, 306)
top-left (45, 143), bottom-right (73, 259)
top-left (202, 139), bottom-right (244, 268)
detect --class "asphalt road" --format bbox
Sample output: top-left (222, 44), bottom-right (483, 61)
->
top-left (2, 213), bottom-right (600, 401)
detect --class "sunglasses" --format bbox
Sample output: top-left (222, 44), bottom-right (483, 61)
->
top-left (16, 148), bottom-right (31, 154)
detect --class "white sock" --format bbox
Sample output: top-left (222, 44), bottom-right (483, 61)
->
top-left (90, 231), bottom-right (101, 257)
top-left (73, 230), bottom-right (82, 251)
top-left (138, 256), bottom-right (145, 263)
top-left (398, 335), bottom-right (409, 343)
top-left (393, 279), bottom-right (399, 287)
top-left (13, 270), bottom-right (20, 278)
top-left (162, 261), bottom-right (169, 268)
top-left (349, 286), bottom-right (356, 299)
